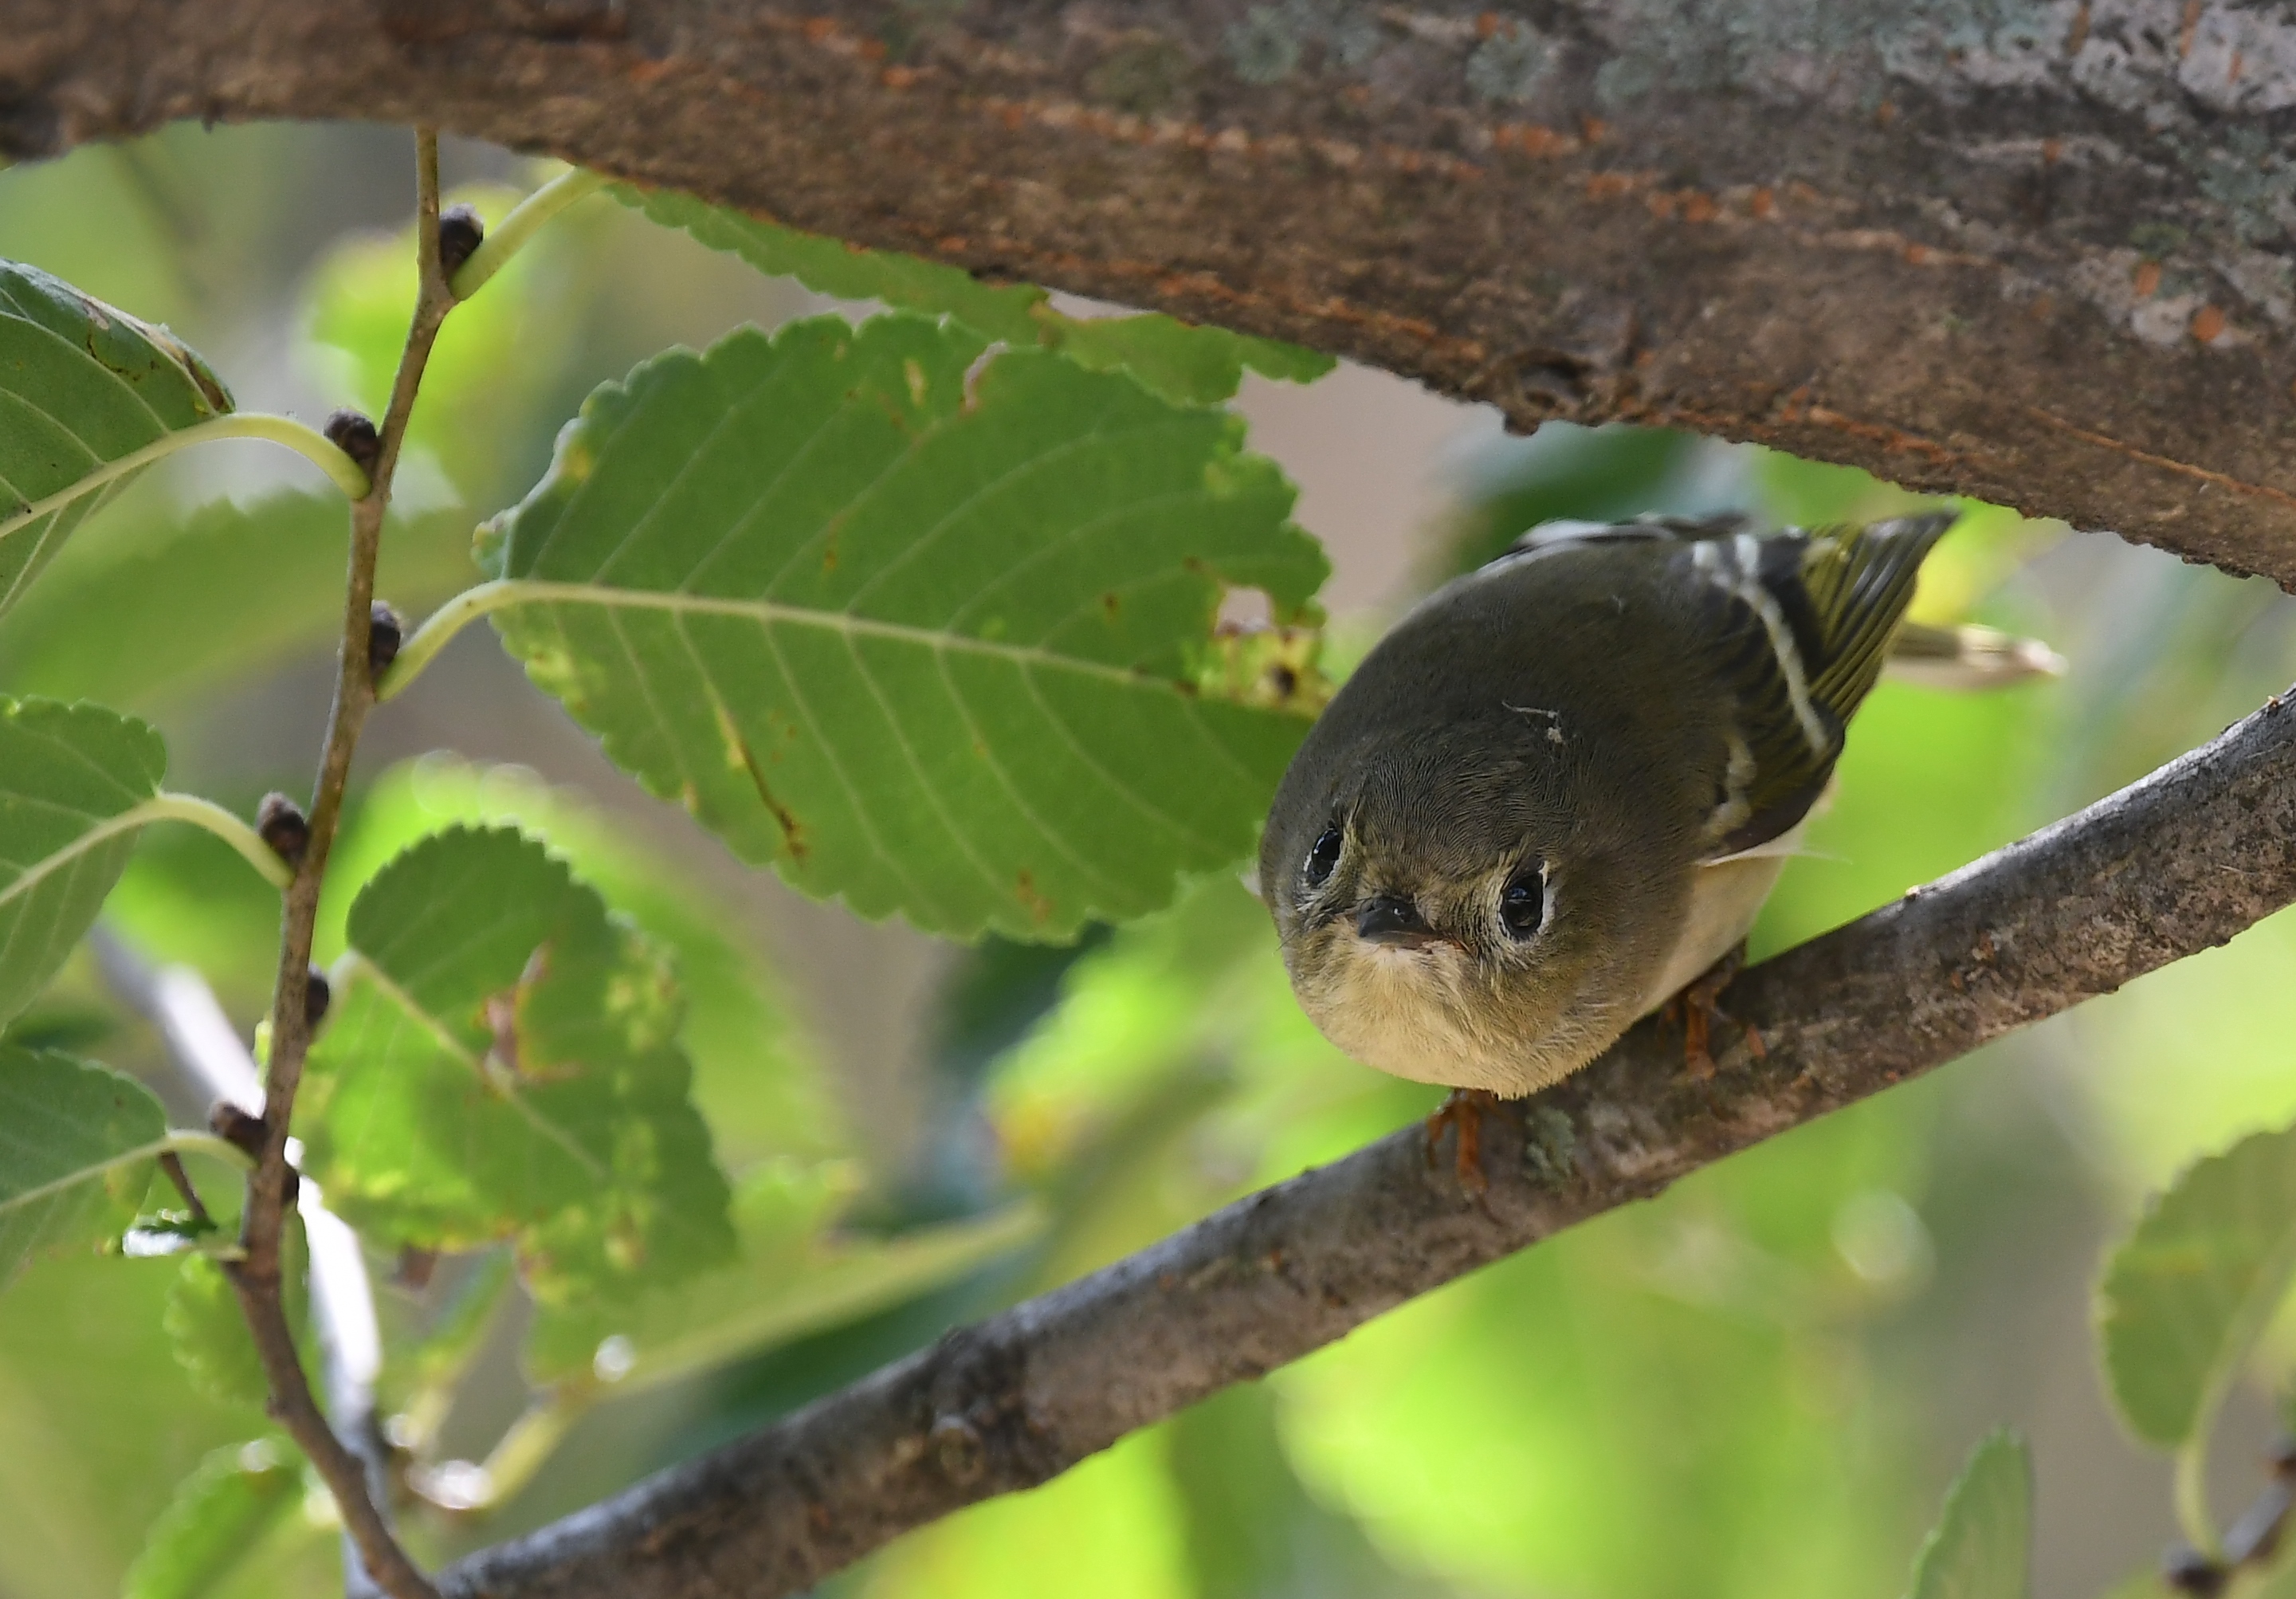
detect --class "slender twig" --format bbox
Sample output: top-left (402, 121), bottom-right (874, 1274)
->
top-left (156, 1152), bottom-right (211, 1228)
top-left (438, 688), bottom-right (2296, 1599)
top-left (89, 926), bottom-right (394, 1592)
top-left (219, 127), bottom-right (457, 1599)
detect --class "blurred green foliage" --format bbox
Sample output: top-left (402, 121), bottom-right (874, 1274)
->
top-left (2, 122), bottom-right (2296, 1599)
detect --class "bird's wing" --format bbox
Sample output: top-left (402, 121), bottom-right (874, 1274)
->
top-left (1502, 511), bottom-right (1751, 557)
top-left (1675, 512), bottom-right (1957, 856)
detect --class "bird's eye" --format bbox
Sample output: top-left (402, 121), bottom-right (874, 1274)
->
top-left (1304, 825), bottom-right (1344, 888)
top-left (1500, 866), bottom-right (1545, 938)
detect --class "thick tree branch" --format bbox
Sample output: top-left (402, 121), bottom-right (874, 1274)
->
top-left (433, 687), bottom-right (2296, 1597)
top-left (7, 2), bottom-right (2296, 583)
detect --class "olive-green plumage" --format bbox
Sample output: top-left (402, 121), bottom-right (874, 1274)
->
top-left (1260, 511), bottom-right (1956, 1094)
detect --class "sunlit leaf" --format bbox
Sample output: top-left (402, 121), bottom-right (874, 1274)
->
top-left (120, 1439), bottom-right (299, 1599)
top-left (300, 827), bottom-right (734, 1310)
top-left (524, 1161), bottom-right (1042, 1385)
top-left (2098, 1124), bottom-right (2296, 1448)
top-left (162, 1249), bottom-right (305, 1417)
top-left (1905, 1431), bottom-right (2031, 1599)
top-left (0, 697), bottom-right (167, 1024)
top-left (0, 492), bottom-right (475, 710)
top-left (480, 313), bottom-right (1326, 941)
top-left (0, 1047), bottom-right (167, 1287)
top-left (615, 187), bottom-right (1333, 405)
top-left (0, 259), bottom-right (232, 615)
top-left (318, 756), bottom-right (838, 1165)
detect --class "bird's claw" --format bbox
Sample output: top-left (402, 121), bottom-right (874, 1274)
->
top-left (1425, 1088), bottom-right (1500, 1193)
top-left (1667, 942), bottom-right (1764, 1080)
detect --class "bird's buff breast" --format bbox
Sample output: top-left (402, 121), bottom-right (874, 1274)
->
top-left (1297, 941), bottom-right (1593, 1096)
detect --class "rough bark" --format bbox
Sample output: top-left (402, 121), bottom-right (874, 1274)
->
top-left (5, 2), bottom-right (2296, 582)
top-left (429, 687), bottom-right (2296, 1597)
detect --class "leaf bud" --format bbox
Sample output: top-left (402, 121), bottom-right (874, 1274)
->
top-left (305, 965), bottom-right (332, 1029)
top-left (438, 204), bottom-right (485, 279)
top-left (209, 1102), bottom-right (269, 1161)
top-left (256, 792), bottom-right (310, 866)
top-left (323, 408), bottom-right (383, 478)
top-left (369, 601), bottom-right (404, 680)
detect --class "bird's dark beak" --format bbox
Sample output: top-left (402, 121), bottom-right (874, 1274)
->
top-left (1356, 894), bottom-right (1442, 949)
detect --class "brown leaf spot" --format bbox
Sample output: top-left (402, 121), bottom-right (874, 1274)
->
top-left (1101, 591), bottom-right (1121, 620)
top-left (1015, 869), bottom-right (1053, 925)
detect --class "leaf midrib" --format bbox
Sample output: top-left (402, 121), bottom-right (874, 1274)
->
top-left (464, 578), bottom-right (1248, 697)
top-left (336, 953), bottom-right (610, 1181)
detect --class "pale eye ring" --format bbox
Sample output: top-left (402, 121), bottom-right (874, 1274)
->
top-left (1304, 825), bottom-right (1344, 888)
top-left (1499, 864), bottom-right (1545, 939)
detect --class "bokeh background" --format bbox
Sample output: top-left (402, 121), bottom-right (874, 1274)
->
top-left (3, 122), bottom-right (2294, 1599)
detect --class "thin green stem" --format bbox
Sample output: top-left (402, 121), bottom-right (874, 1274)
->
top-left (450, 167), bottom-right (607, 300)
top-left (375, 579), bottom-right (519, 700)
top-left (144, 792), bottom-right (295, 889)
top-left (2176, 1440), bottom-right (2223, 1562)
top-left (0, 792), bottom-right (287, 917)
top-left (163, 1130), bottom-right (259, 1172)
top-left (0, 414), bottom-right (368, 545)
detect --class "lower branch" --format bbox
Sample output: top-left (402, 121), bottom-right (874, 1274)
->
top-left (440, 688), bottom-right (2296, 1599)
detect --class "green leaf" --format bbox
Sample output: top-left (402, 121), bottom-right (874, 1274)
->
top-left (0, 1047), bottom-right (167, 1287)
top-left (162, 1252), bottom-right (284, 1416)
top-left (1905, 1431), bottom-right (2031, 1599)
top-left (120, 1439), bottom-right (300, 1599)
top-left (0, 259), bottom-right (232, 615)
top-left (300, 827), bottom-right (735, 1311)
top-left (1045, 313), bottom-right (1337, 408)
top-left (479, 314), bottom-right (1327, 941)
top-left (318, 756), bottom-right (839, 1166)
top-left (524, 1160), bottom-right (1042, 1386)
top-left (0, 697), bottom-right (167, 1024)
top-left (615, 187), bottom-right (1335, 404)
top-left (159, 1223), bottom-right (307, 1418)
top-left (2098, 1124), bottom-right (2296, 1448)
top-left (0, 492), bottom-right (475, 710)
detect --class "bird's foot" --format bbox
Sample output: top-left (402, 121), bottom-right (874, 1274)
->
top-left (1424, 1088), bottom-right (1501, 1193)
top-left (1664, 941), bottom-right (1765, 1080)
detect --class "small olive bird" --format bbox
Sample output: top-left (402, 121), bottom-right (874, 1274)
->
top-left (1259, 510), bottom-right (2051, 1109)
